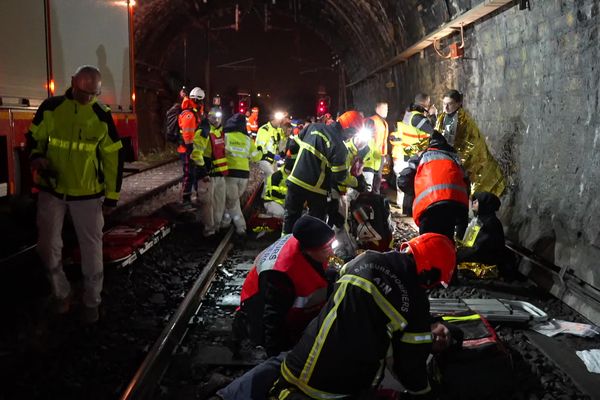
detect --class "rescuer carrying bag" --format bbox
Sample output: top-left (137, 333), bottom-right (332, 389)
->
top-left (165, 103), bottom-right (182, 143)
top-left (432, 313), bottom-right (514, 400)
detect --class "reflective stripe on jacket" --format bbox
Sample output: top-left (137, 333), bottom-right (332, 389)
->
top-left (280, 250), bottom-right (433, 399)
top-left (256, 121), bottom-right (284, 160)
top-left (239, 235), bottom-right (328, 342)
top-left (225, 130), bottom-right (262, 178)
top-left (26, 88), bottom-right (123, 202)
top-left (288, 123), bottom-right (348, 195)
top-left (399, 111), bottom-right (433, 157)
top-left (413, 149), bottom-right (469, 225)
top-left (369, 114), bottom-right (389, 156)
top-left (263, 166), bottom-right (288, 205)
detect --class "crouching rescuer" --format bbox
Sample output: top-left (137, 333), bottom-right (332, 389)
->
top-left (233, 215), bottom-right (336, 357)
top-left (270, 233), bottom-right (457, 399)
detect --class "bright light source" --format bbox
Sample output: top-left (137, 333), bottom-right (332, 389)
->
top-left (257, 93), bottom-right (261, 97)
top-left (129, 0), bottom-right (136, 6)
top-left (47, 79), bottom-right (55, 95)
top-left (131, 92), bottom-right (136, 102)
top-left (356, 127), bottom-right (372, 142)
top-left (332, 239), bottom-right (340, 249)
top-left (215, 111), bottom-right (222, 118)
top-left (274, 111), bottom-right (285, 120)
top-left (319, 107), bottom-right (324, 112)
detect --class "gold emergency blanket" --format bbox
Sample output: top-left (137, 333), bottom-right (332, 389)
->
top-left (457, 262), bottom-right (499, 279)
top-left (437, 109), bottom-right (506, 196)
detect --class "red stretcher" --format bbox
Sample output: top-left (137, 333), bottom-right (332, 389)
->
top-left (72, 216), bottom-right (171, 268)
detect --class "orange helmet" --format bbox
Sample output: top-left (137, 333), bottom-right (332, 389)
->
top-left (400, 233), bottom-right (456, 288)
top-left (337, 110), bottom-right (364, 130)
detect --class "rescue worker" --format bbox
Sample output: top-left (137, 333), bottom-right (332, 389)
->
top-left (436, 89), bottom-right (506, 196)
top-left (178, 86), bottom-right (205, 203)
top-left (283, 111), bottom-right (362, 234)
top-left (26, 65), bottom-right (123, 323)
top-left (192, 107), bottom-right (228, 237)
top-left (256, 114), bottom-right (285, 178)
top-left (396, 94), bottom-right (437, 216)
top-left (397, 131), bottom-right (470, 241)
top-left (234, 215), bottom-right (335, 357)
top-left (365, 101), bottom-right (389, 194)
top-left (222, 113), bottom-right (262, 235)
top-left (270, 232), bottom-right (457, 399)
top-left (262, 158), bottom-right (293, 218)
top-left (247, 106), bottom-right (260, 138)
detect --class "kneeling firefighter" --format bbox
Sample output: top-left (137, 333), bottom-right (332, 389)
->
top-left (233, 215), bottom-right (336, 357)
top-left (270, 233), bottom-right (457, 399)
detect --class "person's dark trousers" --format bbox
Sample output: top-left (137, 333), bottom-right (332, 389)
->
top-left (283, 182), bottom-right (327, 234)
top-left (326, 197), bottom-right (345, 229)
top-left (180, 145), bottom-right (197, 202)
top-left (403, 193), bottom-right (414, 217)
top-left (418, 202), bottom-right (468, 242)
top-left (217, 353), bottom-right (286, 400)
top-left (372, 160), bottom-right (385, 194)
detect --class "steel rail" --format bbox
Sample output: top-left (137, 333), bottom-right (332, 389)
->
top-left (120, 181), bottom-right (263, 400)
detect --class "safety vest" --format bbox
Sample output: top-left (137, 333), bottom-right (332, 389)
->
top-left (362, 138), bottom-right (383, 172)
top-left (369, 114), bottom-right (389, 156)
top-left (224, 130), bottom-right (262, 178)
top-left (178, 107), bottom-right (201, 153)
top-left (26, 88), bottom-right (123, 202)
top-left (389, 131), bottom-right (403, 160)
top-left (288, 123), bottom-right (348, 196)
top-left (256, 121), bottom-right (283, 161)
top-left (413, 148), bottom-right (469, 225)
top-left (399, 111), bottom-right (431, 158)
top-left (239, 235), bottom-right (328, 337)
top-left (263, 166), bottom-right (288, 205)
top-left (208, 125), bottom-right (228, 176)
top-left (247, 113), bottom-right (259, 134)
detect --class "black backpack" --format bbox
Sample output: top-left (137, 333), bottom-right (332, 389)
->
top-left (348, 192), bottom-right (393, 251)
top-left (165, 103), bottom-right (182, 143)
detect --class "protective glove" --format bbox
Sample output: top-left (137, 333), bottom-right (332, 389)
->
top-left (356, 174), bottom-right (368, 192)
top-left (195, 164), bottom-right (208, 179)
top-left (274, 154), bottom-right (282, 162)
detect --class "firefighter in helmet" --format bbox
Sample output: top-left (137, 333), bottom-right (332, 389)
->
top-left (178, 86), bottom-right (205, 203)
top-left (270, 232), bottom-right (457, 399)
top-left (282, 111), bottom-right (363, 234)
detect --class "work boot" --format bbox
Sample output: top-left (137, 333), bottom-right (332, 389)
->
top-left (81, 305), bottom-right (99, 324)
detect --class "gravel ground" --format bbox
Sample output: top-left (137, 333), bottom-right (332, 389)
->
top-left (0, 165), bottom-right (264, 400)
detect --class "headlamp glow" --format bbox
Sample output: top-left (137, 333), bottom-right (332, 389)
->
top-left (215, 111), bottom-right (223, 118)
top-left (274, 111), bottom-right (285, 120)
top-left (356, 127), bottom-right (372, 142)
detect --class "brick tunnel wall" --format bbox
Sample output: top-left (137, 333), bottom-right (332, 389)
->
top-left (352, 1), bottom-right (600, 288)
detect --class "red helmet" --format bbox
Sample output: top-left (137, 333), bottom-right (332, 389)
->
top-left (337, 110), bottom-right (364, 130)
top-left (400, 233), bottom-right (456, 288)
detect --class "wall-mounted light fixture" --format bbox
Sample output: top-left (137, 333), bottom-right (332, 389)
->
top-left (433, 24), bottom-right (464, 59)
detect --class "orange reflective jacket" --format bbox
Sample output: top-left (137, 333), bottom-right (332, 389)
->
top-left (413, 149), bottom-right (469, 225)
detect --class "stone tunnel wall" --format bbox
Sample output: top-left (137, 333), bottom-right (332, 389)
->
top-left (353, 1), bottom-right (600, 288)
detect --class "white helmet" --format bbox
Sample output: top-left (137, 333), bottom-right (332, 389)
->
top-left (189, 87), bottom-right (205, 101)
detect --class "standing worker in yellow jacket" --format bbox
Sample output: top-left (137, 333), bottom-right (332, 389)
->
top-left (222, 113), bottom-right (262, 236)
top-left (436, 90), bottom-right (505, 196)
top-left (364, 102), bottom-right (389, 193)
top-left (191, 107), bottom-right (228, 237)
top-left (255, 114), bottom-right (285, 178)
top-left (26, 65), bottom-right (123, 323)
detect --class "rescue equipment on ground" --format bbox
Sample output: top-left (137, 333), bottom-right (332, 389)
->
top-left (430, 313), bottom-right (514, 400)
top-left (72, 217), bottom-right (171, 268)
top-left (348, 192), bottom-right (393, 252)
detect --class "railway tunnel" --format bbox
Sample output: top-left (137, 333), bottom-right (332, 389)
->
top-left (134, 0), bottom-right (600, 322)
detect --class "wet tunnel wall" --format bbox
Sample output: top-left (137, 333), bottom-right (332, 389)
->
top-left (134, 0), bottom-right (600, 290)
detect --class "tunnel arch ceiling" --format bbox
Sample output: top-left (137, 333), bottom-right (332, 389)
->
top-left (133, 0), bottom-right (459, 96)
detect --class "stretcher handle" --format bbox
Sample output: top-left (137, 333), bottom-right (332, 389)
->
top-left (501, 299), bottom-right (548, 322)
